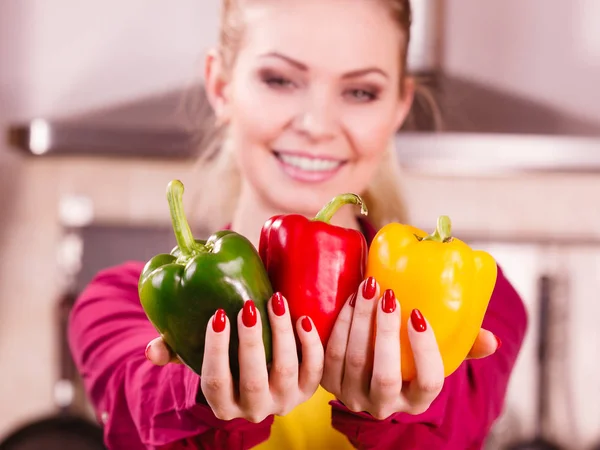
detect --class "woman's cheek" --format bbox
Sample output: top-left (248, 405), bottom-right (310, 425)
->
top-left (234, 84), bottom-right (298, 141)
top-left (344, 114), bottom-right (395, 159)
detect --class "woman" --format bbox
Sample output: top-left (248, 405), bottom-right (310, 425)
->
top-left (68, 0), bottom-right (528, 448)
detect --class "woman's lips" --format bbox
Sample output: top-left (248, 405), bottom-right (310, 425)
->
top-left (274, 151), bottom-right (346, 182)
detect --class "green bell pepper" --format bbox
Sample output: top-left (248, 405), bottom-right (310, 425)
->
top-left (138, 180), bottom-right (273, 378)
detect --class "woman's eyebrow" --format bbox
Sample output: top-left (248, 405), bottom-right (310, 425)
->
top-left (341, 68), bottom-right (389, 79)
top-left (259, 52), bottom-right (389, 79)
top-left (259, 52), bottom-right (308, 70)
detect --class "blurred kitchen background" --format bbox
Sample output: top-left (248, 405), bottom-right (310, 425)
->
top-left (1, 0), bottom-right (600, 449)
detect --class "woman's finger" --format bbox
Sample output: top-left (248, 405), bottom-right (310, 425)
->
top-left (321, 293), bottom-right (355, 396)
top-left (370, 289), bottom-right (402, 414)
top-left (297, 316), bottom-right (324, 400)
top-left (342, 277), bottom-right (379, 405)
top-left (237, 300), bottom-right (270, 420)
top-left (404, 309), bottom-right (445, 415)
top-left (200, 309), bottom-right (240, 421)
top-left (145, 337), bottom-right (180, 366)
top-left (466, 328), bottom-right (501, 360)
top-left (267, 293), bottom-right (300, 400)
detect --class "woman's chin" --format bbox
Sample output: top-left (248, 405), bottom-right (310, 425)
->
top-left (253, 153), bottom-right (361, 216)
top-left (264, 183), bottom-right (350, 217)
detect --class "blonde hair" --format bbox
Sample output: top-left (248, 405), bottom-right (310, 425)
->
top-left (186, 0), bottom-right (441, 232)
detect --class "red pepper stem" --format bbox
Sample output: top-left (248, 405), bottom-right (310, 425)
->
top-left (313, 193), bottom-right (368, 224)
top-left (166, 180), bottom-right (200, 257)
top-left (421, 215), bottom-right (453, 242)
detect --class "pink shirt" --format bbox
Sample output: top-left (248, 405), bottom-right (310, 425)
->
top-left (68, 221), bottom-right (527, 449)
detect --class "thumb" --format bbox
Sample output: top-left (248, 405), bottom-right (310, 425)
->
top-left (466, 329), bottom-right (501, 360)
top-left (145, 337), bottom-right (182, 366)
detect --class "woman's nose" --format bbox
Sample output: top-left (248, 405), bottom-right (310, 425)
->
top-left (293, 93), bottom-right (338, 142)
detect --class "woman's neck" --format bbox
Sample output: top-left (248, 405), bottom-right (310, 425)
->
top-left (231, 181), bottom-right (362, 249)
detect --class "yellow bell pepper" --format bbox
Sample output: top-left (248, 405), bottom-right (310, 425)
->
top-left (365, 215), bottom-right (497, 381)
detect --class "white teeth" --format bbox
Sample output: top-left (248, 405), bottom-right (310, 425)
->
top-left (278, 154), bottom-right (342, 172)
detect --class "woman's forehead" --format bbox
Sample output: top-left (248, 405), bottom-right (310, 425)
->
top-left (237, 0), bottom-right (404, 72)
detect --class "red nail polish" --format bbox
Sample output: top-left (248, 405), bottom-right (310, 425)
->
top-left (362, 277), bottom-right (377, 300)
top-left (495, 335), bottom-right (502, 350)
top-left (410, 309), bottom-right (427, 332)
top-left (212, 309), bottom-right (226, 333)
top-left (301, 316), bottom-right (312, 332)
top-left (382, 289), bottom-right (396, 313)
top-left (242, 300), bottom-right (257, 327)
top-left (349, 292), bottom-right (357, 307)
top-left (272, 292), bottom-right (285, 316)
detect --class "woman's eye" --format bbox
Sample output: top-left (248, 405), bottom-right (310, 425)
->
top-left (346, 89), bottom-right (378, 102)
top-left (264, 76), bottom-right (294, 89)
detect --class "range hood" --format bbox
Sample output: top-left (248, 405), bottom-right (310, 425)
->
top-left (401, 0), bottom-right (600, 136)
top-left (6, 0), bottom-right (600, 171)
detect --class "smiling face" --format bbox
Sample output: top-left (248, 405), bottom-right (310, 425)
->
top-left (206, 0), bottom-right (413, 216)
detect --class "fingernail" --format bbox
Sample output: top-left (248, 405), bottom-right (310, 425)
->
top-left (362, 277), bottom-right (377, 300)
top-left (212, 309), bottom-right (226, 333)
top-left (382, 289), bottom-right (396, 314)
top-left (242, 300), bottom-right (258, 327)
top-left (272, 292), bottom-right (285, 316)
top-left (410, 309), bottom-right (427, 332)
top-left (145, 343), bottom-right (151, 360)
top-left (349, 292), bottom-right (357, 307)
top-left (301, 316), bottom-right (312, 332)
top-left (495, 335), bottom-right (502, 350)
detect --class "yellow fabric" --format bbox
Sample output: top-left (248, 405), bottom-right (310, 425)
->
top-left (252, 386), bottom-right (355, 450)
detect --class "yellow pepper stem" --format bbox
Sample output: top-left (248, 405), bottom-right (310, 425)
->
top-left (420, 215), bottom-right (453, 243)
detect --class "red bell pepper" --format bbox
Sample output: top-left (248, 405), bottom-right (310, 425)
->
top-left (258, 194), bottom-right (369, 347)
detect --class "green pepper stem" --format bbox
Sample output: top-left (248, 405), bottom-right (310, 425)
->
top-left (166, 180), bottom-right (197, 257)
top-left (313, 193), bottom-right (368, 224)
top-left (421, 215), bottom-right (453, 242)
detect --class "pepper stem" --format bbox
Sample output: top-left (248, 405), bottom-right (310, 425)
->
top-left (421, 215), bottom-right (453, 242)
top-left (313, 193), bottom-right (368, 224)
top-left (166, 180), bottom-right (198, 257)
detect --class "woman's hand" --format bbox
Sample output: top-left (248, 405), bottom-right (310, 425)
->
top-left (466, 328), bottom-right (501, 360)
top-left (320, 277), bottom-right (500, 420)
top-left (145, 337), bottom-right (183, 365)
top-left (145, 293), bottom-right (324, 423)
